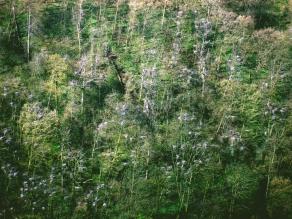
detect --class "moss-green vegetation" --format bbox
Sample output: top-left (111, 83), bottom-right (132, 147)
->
top-left (0, 0), bottom-right (291, 218)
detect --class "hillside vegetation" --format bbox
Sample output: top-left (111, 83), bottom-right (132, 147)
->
top-left (0, 0), bottom-right (292, 218)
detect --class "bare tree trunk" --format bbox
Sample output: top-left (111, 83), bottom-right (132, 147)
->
top-left (113, 0), bottom-right (120, 33)
top-left (161, 0), bottom-right (167, 29)
top-left (27, 5), bottom-right (31, 62)
top-left (76, 0), bottom-right (83, 56)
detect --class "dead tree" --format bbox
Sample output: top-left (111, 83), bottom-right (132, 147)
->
top-left (104, 47), bottom-right (126, 91)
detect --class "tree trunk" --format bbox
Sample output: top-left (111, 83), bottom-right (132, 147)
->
top-left (27, 5), bottom-right (31, 62)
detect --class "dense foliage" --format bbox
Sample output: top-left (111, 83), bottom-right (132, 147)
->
top-left (0, 0), bottom-right (291, 218)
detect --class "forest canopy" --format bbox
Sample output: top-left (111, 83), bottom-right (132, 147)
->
top-left (0, 0), bottom-right (292, 218)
